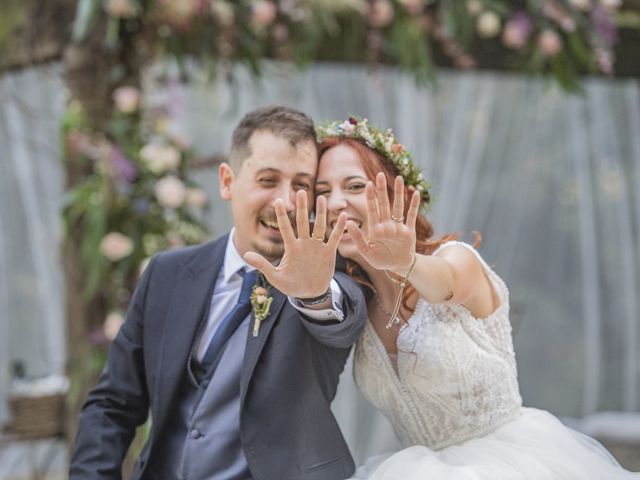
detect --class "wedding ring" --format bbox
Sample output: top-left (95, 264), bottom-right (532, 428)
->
top-left (312, 234), bottom-right (325, 242)
top-left (391, 214), bottom-right (404, 223)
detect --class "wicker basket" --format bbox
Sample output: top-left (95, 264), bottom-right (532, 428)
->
top-left (7, 393), bottom-right (65, 440)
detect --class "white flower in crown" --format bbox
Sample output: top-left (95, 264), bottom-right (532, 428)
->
top-left (317, 116), bottom-right (431, 208)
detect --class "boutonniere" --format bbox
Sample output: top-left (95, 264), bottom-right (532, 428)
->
top-left (250, 277), bottom-right (272, 337)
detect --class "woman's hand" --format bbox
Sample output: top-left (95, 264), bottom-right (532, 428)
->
top-left (346, 173), bottom-right (421, 275)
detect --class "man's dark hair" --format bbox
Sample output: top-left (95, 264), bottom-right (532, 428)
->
top-left (229, 105), bottom-right (317, 169)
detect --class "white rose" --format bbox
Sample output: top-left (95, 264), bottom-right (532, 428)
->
top-left (466, 0), bottom-right (483, 15)
top-left (140, 144), bottom-right (181, 173)
top-left (112, 86), bottom-right (140, 114)
top-left (477, 11), bottom-right (501, 38)
top-left (155, 176), bottom-right (187, 209)
top-left (157, 145), bottom-right (181, 170)
top-left (103, 311), bottom-right (125, 341)
top-left (211, 0), bottom-right (234, 26)
top-left (100, 232), bottom-right (134, 261)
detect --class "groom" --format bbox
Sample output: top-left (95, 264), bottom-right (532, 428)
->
top-left (69, 106), bottom-right (366, 479)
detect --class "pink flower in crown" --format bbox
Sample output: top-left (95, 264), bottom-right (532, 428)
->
top-left (339, 121), bottom-right (356, 135)
top-left (392, 143), bottom-right (405, 154)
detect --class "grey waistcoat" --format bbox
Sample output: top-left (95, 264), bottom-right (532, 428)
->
top-left (147, 318), bottom-right (252, 480)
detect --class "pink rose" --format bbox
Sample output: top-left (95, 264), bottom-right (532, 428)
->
top-left (538, 30), bottom-right (563, 57)
top-left (100, 232), bottom-right (134, 261)
top-left (398, 0), bottom-right (423, 15)
top-left (369, 0), bottom-right (394, 28)
top-left (256, 294), bottom-right (267, 304)
top-left (104, 0), bottom-right (139, 18)
top-left (186, 188), bottom-right (208, 208)
top-left (154, 176), bottom-right (187, 209)
top-left (112, 86), bottom-right (141, 114)
top-left (251, 1), bottom-right (277, 28)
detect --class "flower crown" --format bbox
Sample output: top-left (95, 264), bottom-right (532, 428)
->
top-left (317, 117), bottom-right (431, 208)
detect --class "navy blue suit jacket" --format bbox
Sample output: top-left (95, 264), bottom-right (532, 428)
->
top-left (70, 234), bottom-right (367, 480)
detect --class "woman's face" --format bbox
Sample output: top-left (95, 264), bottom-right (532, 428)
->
top-left (316, 144), bottom-right (370, 260)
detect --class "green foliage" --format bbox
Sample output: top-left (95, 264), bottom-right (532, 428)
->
top-left (62, 98), bottom-right (209, 310)
top-left (71, 0), bottom-right (622, 92)
top-left (0, 0), bottom-right (29, 58)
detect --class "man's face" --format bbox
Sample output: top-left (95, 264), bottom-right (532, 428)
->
top-left (219, 130), bottom-right (318, 262)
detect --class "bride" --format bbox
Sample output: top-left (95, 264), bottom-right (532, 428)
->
top-left (316, 117), bottom-right (638, 479)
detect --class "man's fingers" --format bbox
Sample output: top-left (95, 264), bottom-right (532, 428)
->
top-left (375, 172), bottom-right (391, 221)
top-left (295, 190), bottom-right (310, 239)
top-left (327, 212), bottom-right (346, 250)
top-left (345, 220), bottom-right (370, 254)
top-left (392, 175), bottom-right (405, 222)
top-left (405, 190), bottom-right (420, 230)
top-left (244, 252), bottom-right (277, 279)
top-left (312, 195), bottom-right (327, 241)
top-left (274, 200), bottom-right (296, 244)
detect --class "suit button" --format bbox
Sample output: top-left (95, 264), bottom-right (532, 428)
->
top-left (190, 428), bottom-right (202, 439)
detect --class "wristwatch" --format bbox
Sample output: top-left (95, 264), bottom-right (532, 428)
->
top-left (297, 287), bottom-right (332, 306)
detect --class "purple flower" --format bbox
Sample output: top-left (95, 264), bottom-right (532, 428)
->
top-left (110, 146), bottom-right (138, 184)
top-left (503, 12), bottom-right (533, 49)
top-left (591, 5), bottom-right (618, 46)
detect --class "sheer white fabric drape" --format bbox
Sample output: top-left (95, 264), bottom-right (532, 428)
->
top-left (0, 63), bottom-right (67, 424)
top-left (1, 62), bottom-right (638, 465)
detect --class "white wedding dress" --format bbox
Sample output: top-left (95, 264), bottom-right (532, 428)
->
top-left (350, 241), bottom-right (638, 479)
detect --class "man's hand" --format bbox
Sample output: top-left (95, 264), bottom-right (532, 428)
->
top-left (244, 190), bottom-right (347, 298)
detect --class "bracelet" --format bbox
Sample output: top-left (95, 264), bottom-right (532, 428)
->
top-left (297, 287), bottom-right (332, 306)
top-left (384, 252), bottom-right (417, 329)
top-left (384, 252), bottom-right (417, 285)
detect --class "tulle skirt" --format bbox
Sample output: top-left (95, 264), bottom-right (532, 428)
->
top-left (350, 408), bottom-right (638, 479)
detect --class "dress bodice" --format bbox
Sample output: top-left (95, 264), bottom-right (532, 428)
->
top-left (353, 242), bottom-right (523, 450)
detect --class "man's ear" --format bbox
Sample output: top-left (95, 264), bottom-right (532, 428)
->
top-left (219, 163), bottom-right (234, 200)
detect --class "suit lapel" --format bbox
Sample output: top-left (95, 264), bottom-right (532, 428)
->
top-left (152, 235), bottom-right (228, 427)
top-left (239, 288), bottom-right (287, 406)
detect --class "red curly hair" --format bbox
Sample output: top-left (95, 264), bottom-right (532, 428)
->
top-left (319, 137), bottom-right (462, 303)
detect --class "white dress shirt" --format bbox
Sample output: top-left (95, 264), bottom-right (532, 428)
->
top-left (196, 229), bottom-right (345, 361)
